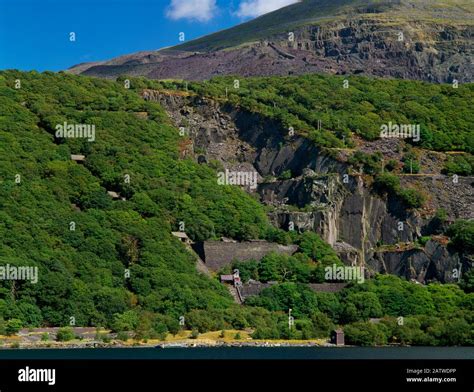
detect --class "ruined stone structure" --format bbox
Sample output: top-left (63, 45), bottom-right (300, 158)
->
top-left (239, 280), bottom-right (276, 301)
top-left (193, 240), bottom-right (298, 271)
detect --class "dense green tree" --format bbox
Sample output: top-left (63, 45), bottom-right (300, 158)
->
top-left (344, 321), bottom-right (388, 346)
top-left (311, 312), bottom-right (335, 338)
top-left (461, 270), bottom-right (474, 293)
top-left (5, 319), bottom-right (23, 336)
top-left (112, 310), bottom-right (139, 332)
top-left (56, 326), bottom-right (75, 342)
top-left (446, 220), bottom-right (474, 253)
top-left (0, 70), bottom-right (471, 345)
top-left (341, 292), bottom-right (383, 322)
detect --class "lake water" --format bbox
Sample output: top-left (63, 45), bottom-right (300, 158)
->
top-left (0, 346), bottom-right (472, 360)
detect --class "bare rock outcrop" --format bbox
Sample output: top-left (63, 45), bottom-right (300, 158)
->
top-left (155, 91), bottom-right (472, 283)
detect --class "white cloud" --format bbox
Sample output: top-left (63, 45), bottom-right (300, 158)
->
top-left (166, 0), bottom-right (218, 22)
top-left (237, 0), bottom-right (300, 18)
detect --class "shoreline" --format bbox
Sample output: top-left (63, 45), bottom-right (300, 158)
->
top-left (0, 339), bottom-right (335, 350)
top-left (4, 330), bottom-right (473, 350)
top-left (1, 328), bottom-right (333, 349)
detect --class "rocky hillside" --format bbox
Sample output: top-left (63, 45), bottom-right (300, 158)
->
top-left (68, 0), bottom-right (474, 83)
top-left (1, 71), bottom-right (472, 345)
top-left (139, 81), bottom-right (473, 284)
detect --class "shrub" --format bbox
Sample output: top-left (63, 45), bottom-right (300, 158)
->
top-left (56, 327), bottom-right (75, 342)
top-left (435, 208), bottom-right (447, 222)
top-left (5, 319), bottom-right (23, 336)
top-left (373, 173), bottom-right (400, 194)
top-left (311, 312), bottom-right (335, 338)
top-left (443, 155), bottom-right (473, 176)
top-left (344, 322), bottom-right (388, 346)
top-left (384, 159), bottom-right (398, 172)
top-left (348, 151), bottom-right (382, 175)
top-left (402, 152), bottom-right (420, 174)
top-left (399, 188), bottom-right (425, 208)
top-left (446, 220), bottom-right (474, 253)
top-left (116, 331), bottom-right (130, 341)
top-left (279, 170), bottom-right (292, 180)
top-left (418, 236), bottom-right (430, 246)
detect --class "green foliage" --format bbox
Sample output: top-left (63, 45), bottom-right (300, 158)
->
top-left (245, 273), bottom-right (473, 344)
top-left (116, 331), bottom-right (130, 341)
top-left (398, 188), bottom-right (425, 209)
top-left (56, 326), bottom-right (75, 342)
top-left (178, 74), bottom-right (473, 153)
top-left (112, 311), bottom-right (139, 332)
top-left (344, 321), bottom-right (388, 346)
top-left (0, 70), bottom-right (471, 345)
top-left (373, 173), bottom-right (401, 194)
top-left (348, 151), bottom-right (382, 175)
top-left (297, 232), bottom-right (342, 265)
top-left (384, 159), bottom-right (398, 172)
top-left (417, 236), bottom-right (430, 247)
top-left (253, 252), bottom-right (313, 283)
top-left (401, 152), bottom-right (420, 174)
top-left (443, 154), bottom-right (474, 176)
top-left (278, 170), bottom-right (293, 180)
top-left (231, 232), bottom-right (343, 285)
top-left (435, 208), bottom-right (448, 222)
top-left (446, 220), bottom-right (474, 253)
top-left (245, 283), bottom-right (319, 318)
top-left (340, 292), bottom-right (383, 323)
top-left (341, 275), bottom-right (449, 318)
top-left (373, 173), bottom-right (425, 208)
top-left (311, 312), bottom-right (335, 338)
top-left (185, 309), bottom-right (225, 333)
top-left (0, 70), bottom-right (281, 329)
top-left (461, 270), bottom-right (474, 293)
top-left (5, 319), bottom-right (23, 336)
top-left (428, 284), bottom-right (465, 314)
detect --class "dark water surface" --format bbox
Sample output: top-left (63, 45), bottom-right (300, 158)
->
top-left (0, 346), bottom-right (472, 360)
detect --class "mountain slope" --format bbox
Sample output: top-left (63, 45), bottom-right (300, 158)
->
top-left (126, 73), bottom-right (473, 279)
top-left (0, 71), bottom-right (472, 345)
top-left (172, 0), bottom-right (473, 52)
top-left (68, 0), bottom-right (474, 83)
top-left (0, 70), bottom-right (275, 327)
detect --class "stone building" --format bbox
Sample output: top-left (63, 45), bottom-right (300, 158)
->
top-left (192, 240), bottom-right (298, 271)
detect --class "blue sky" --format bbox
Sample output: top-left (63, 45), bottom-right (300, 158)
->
top-left (0, 0), bottom-right (299, 71)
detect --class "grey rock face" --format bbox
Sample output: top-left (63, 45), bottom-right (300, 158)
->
top-left (71, 18), bottom-right (473, 84)
top-left (368, 240), bottom-right (466, 283)
top-left (155, 91), bottom-right (472, 283)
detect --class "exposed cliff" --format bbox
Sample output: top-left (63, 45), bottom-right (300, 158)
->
top-left (149, 90), bottom-right (473, 283)
top-left (69, 1), bottom-right (474, 83)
